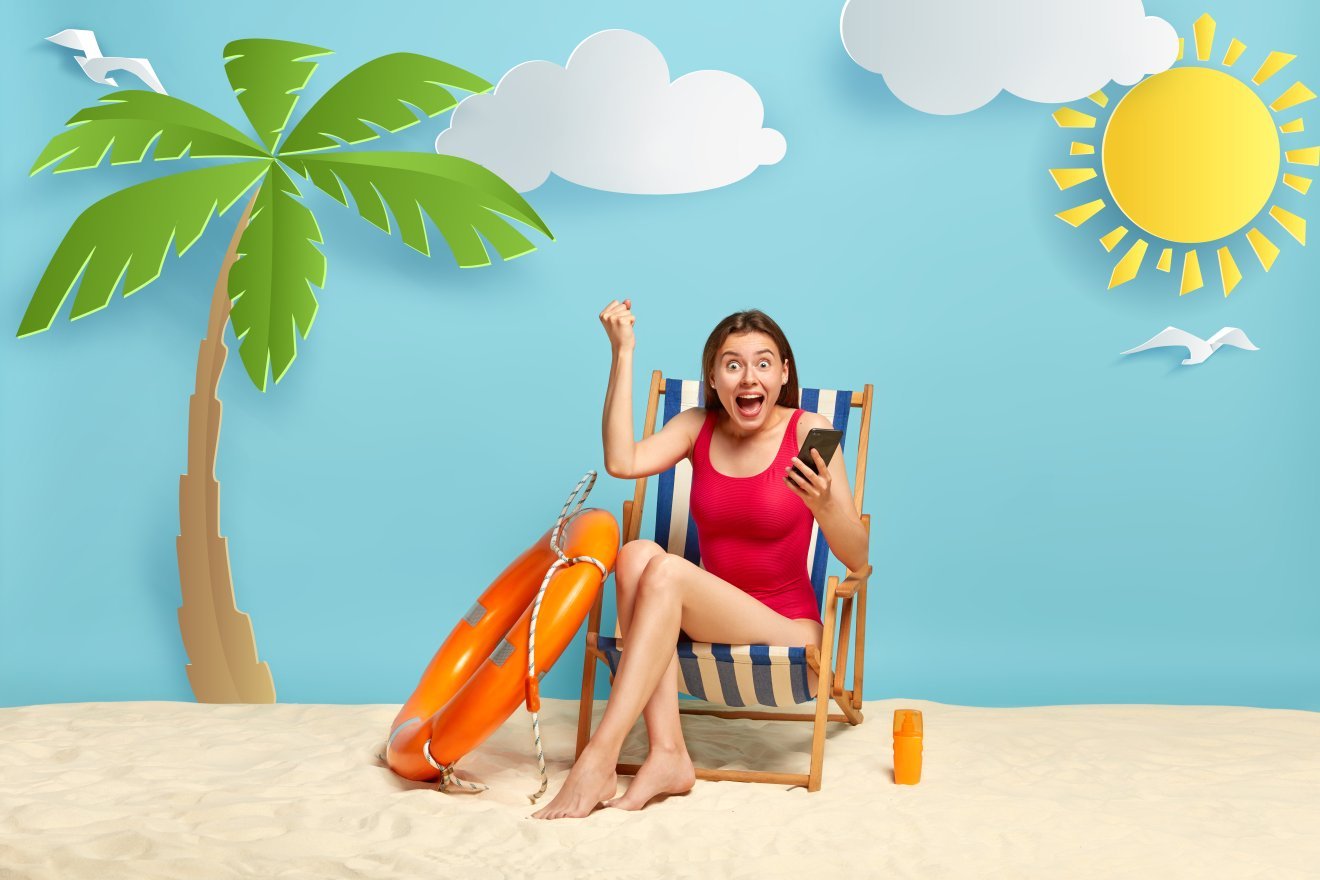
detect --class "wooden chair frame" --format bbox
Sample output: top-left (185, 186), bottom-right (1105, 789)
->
top-left (575, 370), bottom-right (873, 791)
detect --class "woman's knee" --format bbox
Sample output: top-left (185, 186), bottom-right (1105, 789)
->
top-left (637, 552), bottom-right (684, 600)
top-left (616, 540), bottom-right (664, 595)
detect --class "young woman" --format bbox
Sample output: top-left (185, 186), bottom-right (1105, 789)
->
top-left (532, 300), bottom-right (868, 820)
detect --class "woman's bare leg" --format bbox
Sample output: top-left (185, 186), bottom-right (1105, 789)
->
top-left (532, 553), bottom-right (822, 819)
top-left (601, 542), bottom-right (693, 810)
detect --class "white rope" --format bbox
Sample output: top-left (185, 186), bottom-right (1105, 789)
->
top-left (423, 737), bottom-right (488, 794)
top-left (526, 470), bottom-right (608, 803)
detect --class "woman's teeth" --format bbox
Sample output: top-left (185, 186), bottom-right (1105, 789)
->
top-left (736, 394), bottom-right (764, 417)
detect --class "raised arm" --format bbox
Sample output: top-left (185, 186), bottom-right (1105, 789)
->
top-left (600, 300), bottom-right (699, 480)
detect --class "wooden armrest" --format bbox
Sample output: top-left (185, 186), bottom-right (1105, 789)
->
top-left (831, 565), bottom-right (871, 600)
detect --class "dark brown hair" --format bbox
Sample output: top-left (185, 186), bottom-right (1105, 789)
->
top-left (701, 310), bottom-right (799, 413)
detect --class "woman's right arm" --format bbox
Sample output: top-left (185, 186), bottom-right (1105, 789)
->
top-left (600, 299), bottom-right (696, 480)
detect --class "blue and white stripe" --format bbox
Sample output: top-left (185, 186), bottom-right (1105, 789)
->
top-left (654, 378), bottom-right (705, 564)
top-left (597, 637), bottom-right (811, 708)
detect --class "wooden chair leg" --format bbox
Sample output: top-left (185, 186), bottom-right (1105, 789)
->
top-left (575, 652), bottom-right (598, 758)
top-left (576, 594), bottom-right (606, 758)
top-left (807, 692), bottom-right (830, 792)
top-left (833, 596), bottom-right (853, 697)
top-left (808, 579), bottom-right (840, 791)
top-left (852, 580), bottom-right (866, 710)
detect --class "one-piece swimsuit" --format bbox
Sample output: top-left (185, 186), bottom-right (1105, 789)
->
top-left (688, 408), bottom-right (820, 623)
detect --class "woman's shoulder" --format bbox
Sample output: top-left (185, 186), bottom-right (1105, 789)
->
top-left (669, 406), bottom-right (714, 442)
top-left (793, 408), bottom-right (833, 443)
top-left (673, 406), bottom-right (715, 428)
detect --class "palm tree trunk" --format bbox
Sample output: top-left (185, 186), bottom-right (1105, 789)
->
top-left (176, 192), bottom-right (276, 703)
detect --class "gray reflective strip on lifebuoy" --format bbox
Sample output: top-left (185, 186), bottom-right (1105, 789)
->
top-left (462, 602), bottom-right (486, 627)
top-left (491, 639), bottom-right (515, 667)
top-left (388, 717), bottom-right (422, 746)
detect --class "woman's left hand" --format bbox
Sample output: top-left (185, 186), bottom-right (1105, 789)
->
top-left (784, 449), bottom-right (832, 513)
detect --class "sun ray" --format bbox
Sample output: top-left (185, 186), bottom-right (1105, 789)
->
top-left (1050, 167), bottom-right (1097, 189)
top-left (1052, 108), bottom-right (1097, 128)
top-left (1177, 38), bottom-right (1185, 61)
top-left (1070, 141), bottom-right (1095, 155)
top-left (1156, 248), bottom-right (1173, 272)
top-left (1108, 239), bottom-right (1147, 289)
top-left (1286, 147), bottom-right (1320, 165)
top-left (1217, 246), bottom-right (1242, 296)
top-left (1253, 51), bottom-right (1296, 85)
top-left (1281, 118), bottom-right (1305, 133)
top-left (1223, 38), bottom-right (1246, 66)
top-left (1246, 227), bottom-right (1280, 270)
top-left (1270, 205), bottom-right (1307, 243)
top-left (1283, 173), bottom-right (1312, 194)
top-left (1100, 226), bottom-right (1128, 252)
top-left (1055, 199), bottom-right (1105, 226)
top-left (1088, 91), bottom-right (1109, 108)
top-left (1181, 251), bottom-right (1204, 295)
top-left (1182, 250), bottom-right (1203, 295)
top-left (1271, 82), bottom-right (1317, 112)
top-left (1194, 14), bottom-right (1216, 61)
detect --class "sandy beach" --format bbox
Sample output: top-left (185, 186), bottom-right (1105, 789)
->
top-left (1, 697), bottom-right (1317, 879)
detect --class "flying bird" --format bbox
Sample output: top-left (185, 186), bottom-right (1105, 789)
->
top-left (1121, 326), bottom-right (1259, 365)
top-left (46, 29), bottom-right (166, 94)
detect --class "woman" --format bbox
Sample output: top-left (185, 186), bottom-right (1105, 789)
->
top-left (533, 299), bottom-right (868, 820)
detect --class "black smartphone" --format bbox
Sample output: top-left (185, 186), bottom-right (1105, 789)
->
top-left (791, 428), bottom-right (843, 479)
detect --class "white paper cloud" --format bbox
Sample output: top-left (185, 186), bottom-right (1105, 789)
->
top-left (840, 0), bottom-right (1177, 115)
top-left (434, 29), bottom-right (786, 194)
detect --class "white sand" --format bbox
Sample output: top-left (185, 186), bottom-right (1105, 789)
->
top-left (1, 698), bottom-right (1317, 879)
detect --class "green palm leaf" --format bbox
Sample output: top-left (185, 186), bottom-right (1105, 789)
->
top-left (286, 152), bottom-right (552, 267)
top-left (227, 164), bottom-right (326, 391)
top-left (279, 53), bottom-right (490, 156)
top-left (224, 39), bottom-right (331, 153)
top-left (18, 162), bottom-right (271, 337)
top-left (31, 91), bottom-right (268, 175)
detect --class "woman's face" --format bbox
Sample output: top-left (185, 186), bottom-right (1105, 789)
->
top-left (710, 331), bottom-right (789, 431)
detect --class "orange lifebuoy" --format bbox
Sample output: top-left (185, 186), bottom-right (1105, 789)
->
top-left (386, 507), bottom-right (618, 782)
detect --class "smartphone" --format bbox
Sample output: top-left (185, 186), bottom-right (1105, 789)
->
top-left (791, 428), bottom-right (843, 479)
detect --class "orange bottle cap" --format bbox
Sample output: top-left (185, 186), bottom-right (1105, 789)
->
top-left (893, 708), bottom-right (923, 736)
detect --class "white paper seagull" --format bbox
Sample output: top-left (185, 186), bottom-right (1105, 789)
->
top-left (46, 29), bottom-right (166, 94)
top-left (1121, 326), bottom-right (1259, 365)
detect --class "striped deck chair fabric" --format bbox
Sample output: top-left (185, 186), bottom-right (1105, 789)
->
top-left (596, 378), bottom-right (854, 708)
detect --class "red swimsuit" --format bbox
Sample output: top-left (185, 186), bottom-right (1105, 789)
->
top-left (688, 408), bottom-right (821, 623)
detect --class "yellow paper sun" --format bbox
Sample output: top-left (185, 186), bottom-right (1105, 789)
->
top-left (1050, 13), bottom-right (1315, 295)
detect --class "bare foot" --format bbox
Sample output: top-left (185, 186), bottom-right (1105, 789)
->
top-left (604, 746), bottom-right (695, 811)
top-left (531, 749), bottom-right (618, 820)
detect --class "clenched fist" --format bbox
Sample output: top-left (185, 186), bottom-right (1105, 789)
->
top-left (599, 299), bottom-right (635, 353)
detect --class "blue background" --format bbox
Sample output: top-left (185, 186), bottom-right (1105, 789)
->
top-left (2, 0), bottom-right (1316, 710)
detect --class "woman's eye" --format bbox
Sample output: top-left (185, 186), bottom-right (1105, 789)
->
top-left (758, 360), bottom-right (770, 369)
top-left (726, 362), bottom-right (739, 371)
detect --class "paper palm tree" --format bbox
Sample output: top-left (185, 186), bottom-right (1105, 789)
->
top-left (19, 39), bottom-right (552, 703)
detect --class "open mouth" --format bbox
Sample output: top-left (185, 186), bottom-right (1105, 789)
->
top-left (735, 393), bottom-right (764, 418)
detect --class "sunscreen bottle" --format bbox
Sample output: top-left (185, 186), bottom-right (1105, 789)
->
top-left (893, 709), bottom-right (923, 785)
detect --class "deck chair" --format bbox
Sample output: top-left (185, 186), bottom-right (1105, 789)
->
top-left (575, 371), bottom-right (873, 791)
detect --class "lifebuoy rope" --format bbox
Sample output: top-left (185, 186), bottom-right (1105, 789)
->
top-left (525, 470), bottom-right (608, 803)
top-left (422, 470), bottom-right (609, 801)
top-left (422, 737), bottom-right (488, 793)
